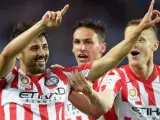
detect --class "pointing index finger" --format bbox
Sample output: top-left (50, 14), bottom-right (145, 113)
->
top-left (60, 4), bottom-right (69, 16)
top-left (148, 0), bottom-right (155, 13)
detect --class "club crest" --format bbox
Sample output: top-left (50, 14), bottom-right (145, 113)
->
top-left (45, 76), bottom-right (59, 86)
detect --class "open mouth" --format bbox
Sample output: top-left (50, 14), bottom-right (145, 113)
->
top-left (130, 51), bottom-right (140, 56)
top-left (78, 54), bottom-right (88, 58)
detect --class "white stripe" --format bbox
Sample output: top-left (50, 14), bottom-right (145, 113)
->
top-left (32, 84), bottom-right (38, 91)
top-left (17, 104), bottom-right (24, 120)
top-left (31, 104), bottom-right (41, 120)
top-left (47, 104), bottom-right (57, 120)
top-left (137, 81), bottom-right (148, 105)
top-left (152, 76), bottom-right (160, 106)
top-left (38, 78), bottom-right (45, 91)
top-left (5, 72), bottom-right (15, 83)
top-left (4, 104), bottom-right (10, 120)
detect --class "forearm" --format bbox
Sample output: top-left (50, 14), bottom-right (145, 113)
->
top-left (69, 91), bottom-right (104, 118)
top-left (88, 27), bottom-right (142, 81)
top-left (84, 89), bottom-right (109, 113)
top-left (1, 20), bottom-right (46, 58)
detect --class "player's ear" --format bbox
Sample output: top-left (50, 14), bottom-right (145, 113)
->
top-left (152, 40), bottom-right (159, 51)
top-left (17, 53), bottom-right (22, 61)
top-left (100, 43), bottom-right (107, 54)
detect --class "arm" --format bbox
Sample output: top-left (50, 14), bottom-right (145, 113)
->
top-left (88, 0), bottom-right (160, 81)
top-left (69, 91), bottom-right (105, 118)
top-left (0, 5), bottom-right (69, 78)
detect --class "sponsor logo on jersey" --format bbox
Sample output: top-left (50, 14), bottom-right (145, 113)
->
top-left (132, 107), bottom-right (160, 119)
top-left (45, 76), bottom-right (59, 86)
top-left (19, 87), bottom-right (66, 103)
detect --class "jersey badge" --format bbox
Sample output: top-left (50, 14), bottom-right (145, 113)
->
top-left (128, 87), bottom-right (140, 102)
top-left (45, 76), bottom-right (59, 87)
top-left (19, 76), bottom-right (31, 89)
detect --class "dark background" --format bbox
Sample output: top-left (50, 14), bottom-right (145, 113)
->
top-left (0, 0), bottom-right (160, 67)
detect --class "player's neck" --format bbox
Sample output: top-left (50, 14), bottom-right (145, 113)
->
top-left (129, 60), bottom-right (154, 80)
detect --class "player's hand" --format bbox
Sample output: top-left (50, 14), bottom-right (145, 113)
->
top-left (51, 64), bottom-right (64, 69)
top-left (67, 70), bottom-right (93, 95)
top-left (138, 0), bottom-right (160, 30)
top-left (41, 4), bottom-right (69, 28)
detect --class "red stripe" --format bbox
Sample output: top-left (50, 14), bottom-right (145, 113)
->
top-left (113, 80), bottom-right (122, 95)
top-left (124, 117), bottom-right (131, 120)
top-left (76, 116), bottom-right (82, 120)
top-left (93, 74), bottom-right (106, 92)
top-left (143, 83), bottom-right (156, 105)
top-left (10, 103), bottom-right (17, 120)
top-left (115, 68), bottom-right (128, 102)
top-left (11, 69), bottom-right (18, 88)
top-left (23, 104), bottom-right (33, 120)
top-left (66, 119), bottom-right (71, 120)
top-left (0, 78), bottom-right (7, 120)
top-left (35, 83), bottom-right (43, 95)
top-left (39, 104), bottom-right (48, 120)
top-left (55, 102), bottom-right (64, 120)
top-left (61, 103), bottom-right (65, 120)
top-left (0, 106), bottom-right (5, 120)
top-left (104, 106), bottom-right (118, 120)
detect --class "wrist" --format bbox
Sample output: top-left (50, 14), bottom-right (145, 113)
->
top-left (35, 20), bottom-right (47, 32)
top-left (136, 25), bottom-right (145, 33)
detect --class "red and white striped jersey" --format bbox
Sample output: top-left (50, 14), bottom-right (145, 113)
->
top-left (65, 75), bottom-right (108, 120)
top-left (101, 64), bottom-right (160, 120)
top-left (0, 62), bottom-right (92, 120)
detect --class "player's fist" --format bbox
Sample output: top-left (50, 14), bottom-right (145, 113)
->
top-left (41, 4), bottom-right (69, 28)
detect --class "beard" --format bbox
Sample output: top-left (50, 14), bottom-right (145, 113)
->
top-left (28, 64), bottom-right (46, 74)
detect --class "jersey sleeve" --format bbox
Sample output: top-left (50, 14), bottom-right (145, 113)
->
top-left (0, 66), bottom-right (18, 88)
top-left (99, 69), bottom-right (122, 96)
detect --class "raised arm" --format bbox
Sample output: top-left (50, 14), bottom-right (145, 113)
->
top-left (88, 0), bottom-right (160, 81)
top-left (0, 5), bottom-right (69, 78)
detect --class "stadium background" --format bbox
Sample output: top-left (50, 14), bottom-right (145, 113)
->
top-left (0, 0), bottom-right (160, 67)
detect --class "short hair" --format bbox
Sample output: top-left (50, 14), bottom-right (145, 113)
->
top-left (125, 19), bottom-right (158, 39)
top-left (10, 21), bottom-right (49, 41)
top-left (73, 19), bottom-right (107, 43)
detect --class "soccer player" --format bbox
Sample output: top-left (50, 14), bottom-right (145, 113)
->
top-left (64, 19), bottom-right (107, 120)
top-left (99, 19), bottom-right (160, 120)
top-left (0, 0), bottom-right (159, 119)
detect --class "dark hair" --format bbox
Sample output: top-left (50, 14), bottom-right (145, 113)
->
top-left (125, 19), bottom-right (158, 39)
top-left (73, 19), bottom-right (107, 43)
top-left (10, 21), bottom-right (49, 41)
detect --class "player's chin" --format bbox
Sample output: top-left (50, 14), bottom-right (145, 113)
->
top-left (35, 66), bottom-right (46, 73)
